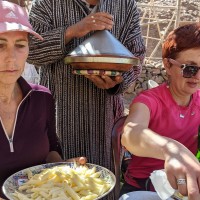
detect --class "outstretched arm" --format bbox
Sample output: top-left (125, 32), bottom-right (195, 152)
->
top-left (121, 102), bottom-right (200, 199)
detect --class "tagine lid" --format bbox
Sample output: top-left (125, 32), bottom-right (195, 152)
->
top-left (64, 30), bottom-right (140, 72)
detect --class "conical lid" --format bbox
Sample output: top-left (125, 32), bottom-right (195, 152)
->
top-left (68, 30), bottom-right (134, 57)
top-left (64, 30), bottom-right (139, 72)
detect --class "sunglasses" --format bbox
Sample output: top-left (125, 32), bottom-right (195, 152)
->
top-left (168, 58), bottom-right (200, 78)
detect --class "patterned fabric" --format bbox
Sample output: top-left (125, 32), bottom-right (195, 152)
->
top-left (28, 0), bottom-right (145, 198)
top-left (72, 69), bottom-right (123, 76)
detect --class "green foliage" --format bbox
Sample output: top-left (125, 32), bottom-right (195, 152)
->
top-left (196, 127), bottom-right (200, 161)
top-left (196, 150), bottom-right (200, 161)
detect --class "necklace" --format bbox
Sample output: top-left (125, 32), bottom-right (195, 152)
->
top-left (167, 85), bottom-right (195, 119)
top-left (179, 107), bottom-right (190, 118)
top-left (178, 103), bottom-right (195, 119)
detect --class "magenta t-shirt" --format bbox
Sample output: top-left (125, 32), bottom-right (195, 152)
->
top-left (125, 83), bottom-right (200, 187)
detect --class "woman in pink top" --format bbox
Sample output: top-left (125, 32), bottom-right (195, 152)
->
top-left (121, 22), bottom-right (200, 200)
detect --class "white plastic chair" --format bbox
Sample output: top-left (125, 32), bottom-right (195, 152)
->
top-left (148, 80), bottom-right (159, 89)
top-left (119, 191), bottom-right (174, 200)
top-left (119, 191), bottom-right (160, 200)
top-left (22, 62), bottom-right (39, 84)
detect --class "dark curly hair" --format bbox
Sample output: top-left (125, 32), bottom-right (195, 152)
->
top-left (162, 22), bottom-right (200, 59)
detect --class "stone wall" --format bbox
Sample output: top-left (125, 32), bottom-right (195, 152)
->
top-left (123, 60), bottom-right (168, 113)
top-left (126, 61), bottom-right (167, 95)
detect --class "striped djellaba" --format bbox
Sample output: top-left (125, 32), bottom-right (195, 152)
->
top-left (28, 0), bottom-right (145, 199)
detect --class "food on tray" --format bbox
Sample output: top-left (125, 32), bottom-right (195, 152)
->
top-left (12, 164), bottom-right (112, 200)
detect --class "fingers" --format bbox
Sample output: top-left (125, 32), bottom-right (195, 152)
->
top-left (94, 12), bottom-right (114, 20)
top-left (167, 172), bottom-right (200, 199)
top-left (66, 157), bottom-right (87, 165)
top-left (164, 148), bottom-right (200, 200)
top-left (113, 75), bottom-right (123, 83)
top-left (167, 171), bottom-right (191, 197)
top-left (166, 172), bottom-right (177, 190)
top-left (85, 75), bottom-right (108, 89)
top-left (176, 177), bottom-right (187, 196)
top-left (72, 12), bottom-right (114, 38)
top-left (101, 75), bottom-right (122, 87)
top-left (78, 157), bottom-right (87, 165)
top-left (89, 12), bottom-right (114, 30)
top-left (85, 75), bottom-right (123, 89)
top-left (91, 12), bottom-right (114, 25)
top-left (186, 175), bottom-right (200, 200)
top-left (92, 20), bottom-right (113, 31)
top-left (198, 177), bottom-right (200, 191)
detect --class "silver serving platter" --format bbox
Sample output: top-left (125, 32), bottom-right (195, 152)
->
top-left (2, 162), bottom-right (116, 200)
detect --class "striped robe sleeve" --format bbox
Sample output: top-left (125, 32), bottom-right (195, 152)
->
top-left (27, 0), bottom-right (68, 66)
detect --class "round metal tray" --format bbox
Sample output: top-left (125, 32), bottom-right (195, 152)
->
top-left (65, 55), bottom-right (140, 72)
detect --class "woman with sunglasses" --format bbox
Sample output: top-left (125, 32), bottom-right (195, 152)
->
top-left (120, 22), bottom-right (200, 200)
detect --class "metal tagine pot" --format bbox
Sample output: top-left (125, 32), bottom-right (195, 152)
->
top-left (64, 30), bottom-right (139, 72)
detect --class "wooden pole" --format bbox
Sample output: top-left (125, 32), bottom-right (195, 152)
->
top-left (175, 0), bottom-right (181, 28)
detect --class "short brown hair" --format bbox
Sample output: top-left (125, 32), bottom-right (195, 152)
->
top-left (162, 23), bottom-right (200, 59)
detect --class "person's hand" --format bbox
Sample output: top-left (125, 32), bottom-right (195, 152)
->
top-left (66, 156), bottom-right (87, 165)
top-left (164, 145), bottom-right (200, 200)
top-left (85, 75), bottom-right (123, 89)
top-left (66, 12), bottom-right (114, 40)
